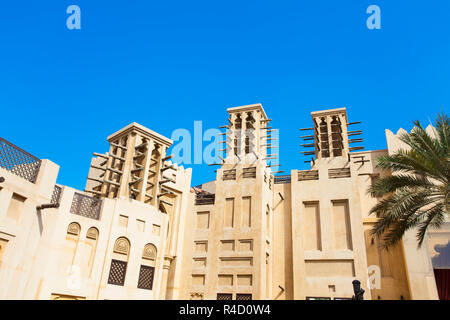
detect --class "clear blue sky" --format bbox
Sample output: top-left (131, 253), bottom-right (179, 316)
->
top-left (1, 1), bottom-right (449, 189)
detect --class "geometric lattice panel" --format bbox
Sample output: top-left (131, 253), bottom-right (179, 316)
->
top-left (137, 265), bottom-right (155, 290)
top-left (51, 185), bottom-right (62, 204)
top-left (0, 137), bottom-right (41, 183)
top-left (217, 293), bottom-right (232, 300)
top-left (107, 259), bottom-right (127, 286)
top-left (236, 293), bottom-right (252, 300)
top-left (142, 244), bottom-right (157, 260)
top-left (70, 192), bottom-right (102, 220)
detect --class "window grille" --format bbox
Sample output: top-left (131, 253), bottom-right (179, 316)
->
top-left (137, 265), bottom-right (155, 290)
top-left (70, 192), bottom-right (102, 220)
top-left (236, 294), bottom-right (252, 300)
top-left (108, 259), bottom-right (127, 286)
top-left (217, 293), bottom-right (232, 300)
top-left (51, 185), bottom-right (62, 204)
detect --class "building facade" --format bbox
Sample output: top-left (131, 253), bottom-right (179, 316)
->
top-left (0, 104), bottom-right (447, 300)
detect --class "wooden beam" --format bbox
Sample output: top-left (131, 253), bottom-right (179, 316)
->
top-left (87, 177), bottom-right (103, 183)
top-left (110, 154), bottom-right (126, 161)
top-left (93, 152), bottom-right (109, 159)
top-left (106, 167), bottom-right (123, 175)
top-left (110, 142), bottom-right (128, 150)
top-left (90, 165), bottom-right (106, 171)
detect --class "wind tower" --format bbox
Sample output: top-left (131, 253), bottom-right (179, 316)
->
top-left (300, 108), bottom-right (363, 166)
top-left (84, 123), bottom-right (176, 208)
top-left (202, 103), bottom-right (277, 300)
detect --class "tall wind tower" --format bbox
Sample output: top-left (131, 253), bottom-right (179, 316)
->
top-left (300, 107), bottom-right (363, 166)
top-left (201, 103), bottom-right (278, 300)
top-left (85, 123), bottom-right (177, 209)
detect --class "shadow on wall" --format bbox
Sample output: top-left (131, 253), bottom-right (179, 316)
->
top-left (432, 241), bottom-right (450, 269)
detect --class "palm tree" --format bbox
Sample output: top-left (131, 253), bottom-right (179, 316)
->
top-left (368, 112), bottom-right (449, 249)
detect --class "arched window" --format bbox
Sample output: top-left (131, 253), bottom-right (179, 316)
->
top-left (86, 227), bottom-right (99, 277)
top-left (86, 227), bottom-right (98, 240)
top-left (245, 112), bottom-right (255, 154)
top-left (235, 114), bottom-right (242, 129)
top-left (107, 237), bottom-right (130, 286)
top-left (245, 112), bottom-right (255, 129)
top-left (234, 114), bottom-right (242, 156)
top-left (67, 222), bottom-right (81, 236)
top-left (143, 243), bottom-right (157, 263)
top-left (113, 237), bottom-right (130, 255)
top-left (319, 117), bottom-right (330, 158)
top-left (137, 243), bottom-right (157, 290)
top-left (330, 116), bottom-right (343, 157)
top-left (65, 222), bottom-right (81, 272)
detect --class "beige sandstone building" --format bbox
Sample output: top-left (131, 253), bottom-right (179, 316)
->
top-left (0, 104), bottom-right (448, 300)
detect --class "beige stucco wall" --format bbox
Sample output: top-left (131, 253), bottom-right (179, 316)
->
top-left (0, 159), bottom-right (59, 299)
top-left (0, 107), bottom-right (443, 300)
top-left (182, 161), bottom-right (273, 300)
top-left (0, 137), bottom-right (192, 300)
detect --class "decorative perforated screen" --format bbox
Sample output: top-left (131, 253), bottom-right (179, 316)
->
top-left (107, 259), bottom-right (127, 286)
top-left (217, 293), bottom-right (232, 300)
top-left (0, 137), bottom-right (41, 183)
top-left (51, 185), bottom-right (62, 204)
top-left (137, 265), bottom-right (155, 290)
top-left (236, 293), bottom-right (252, 300)
top-left (70, 192), bottom-right (102, 220)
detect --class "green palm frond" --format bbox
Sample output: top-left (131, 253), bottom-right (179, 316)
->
top-left (435, 113), bottom-right (450, 154)
top-left (368, 112), bottom-right (450, 248)
top-left (416, 202), bottom-right (445, 247)
top-left (368, 174), bottom-right (436, 198)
